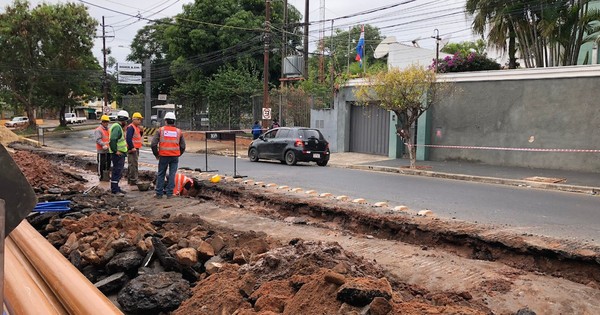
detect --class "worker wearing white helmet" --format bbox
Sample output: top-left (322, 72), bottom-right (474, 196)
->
top-left (150, 111), bottom-right (186, 199)
top-left (108, 110), bottom-right (130, 196)
top-left (94, 114), bottom-right (111, 181)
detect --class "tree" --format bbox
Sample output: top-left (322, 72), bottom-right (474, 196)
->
top-left (354, 66), bottom-right (444, 169)
top-left (435, 52), bottom-right (501, 73)
top-left (466, 0), bottom-right (519, 69)
top-left (441, 39), bottom-right (487, 55)
top-left (0, 0), bottom-right (99, 127)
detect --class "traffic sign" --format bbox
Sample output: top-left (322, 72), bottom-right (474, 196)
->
top-left (103, 106), bottom-right (111, 114)
top-left (262, 107), bottom-right (271, 120)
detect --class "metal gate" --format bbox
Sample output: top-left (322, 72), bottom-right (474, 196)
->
top-left (349, 104), bottom-right (390, 156)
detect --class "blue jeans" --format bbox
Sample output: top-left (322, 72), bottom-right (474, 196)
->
top-left (111, 153), bottom-right (126, 193)
top-left (156, 156), bottom-right (179, 196)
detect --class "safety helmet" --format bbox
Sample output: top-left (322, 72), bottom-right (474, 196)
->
top-left (132, 112), bottom-right (143, 119)
top-left (117, 110), bottom-right (129, 121)
top-left (209, 174), bottom-right (221, 183)
top-left (100, 115), bottom-right (110, 122)
top-left (164, 112), bottom-right (176, 120)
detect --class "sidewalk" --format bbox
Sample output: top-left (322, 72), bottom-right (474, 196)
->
top-left (185, 136), bottom-right (600, 195)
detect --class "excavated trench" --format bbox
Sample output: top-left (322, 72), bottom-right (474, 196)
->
top-left (189, 170), bottom-right (600, 289)
top-left (18, 144), bottom-right (600, 288)
top-left (11, 144), bottom-right (600, 314)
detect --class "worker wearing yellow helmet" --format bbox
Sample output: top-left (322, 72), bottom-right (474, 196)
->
top-left (126, 112), bottom-right (144, 185)
top-left (94, 114), bottom-right (111, 181)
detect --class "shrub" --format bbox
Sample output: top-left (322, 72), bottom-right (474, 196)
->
top-left (432, 52), bottom-right (501, 73)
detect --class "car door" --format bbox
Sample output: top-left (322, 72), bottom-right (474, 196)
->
top-left (272, 128), bottom-right (291, 159)
top-left (256, 129), bottom-right (278, 159)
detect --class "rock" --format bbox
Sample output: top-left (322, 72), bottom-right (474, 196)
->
top-left (284, 217), bottom-right (308, 225)
top-left (245, 238), bottom-right (270, 255)
top-left (176, 248), bottom-right (198, 267)
top-left (232, 249), bottom-right (248, 264)
top-left (60, 232), bottom-right (79, 256)
top-left (338, 303), bottom-right (361, 315)
top-left (151, 237), bottom-right (181, 272)
top-left (111, 238), bottom-right (131, 251)
top-left (94, 272), bottom-right (129, 294)
top-left (204, 256), bottom-right (224, 275)
top-left (239, 273), bottom-right (256, 298)
top-left (69, 250), bottom-right (83, 270)
top-left (117, 272), bottom-right (191, 314)
top-left (516, 308), bottom-right (537, 315)
top-left (196, 240), bottom-right (215, 261)
top-left (336, 277), bottom-right (392, 307)
top-left (81, 264), bottom-right (103, 283)
top-left (81, 248), bottom-right (101, 264)
top-left (162, 231), bottom-right (179, 246)
top-left (47, 187), bottom-right (62, 194)
top-left (208, 235), bottom-right (226, 253)
top-left (368, 297), bottom-right (392, 315)
top-left (324, 271), bottom-right (346, 285)
top-left (106, 251), bottom-right (143, 274)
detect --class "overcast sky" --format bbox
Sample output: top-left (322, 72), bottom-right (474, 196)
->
top-left (0, 0), bottom-right (475, 64)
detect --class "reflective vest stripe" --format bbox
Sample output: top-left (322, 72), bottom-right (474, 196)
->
top-left (173, 174), bottom-right (192, 196)
top-left (95, 126), bottom-right (109, 151)
top-left (109, 123), bottom-right (127, 153)
top-left (128, 124), bottom-right (143, 148)
top-left (158, 126), bottom-right (181, 156)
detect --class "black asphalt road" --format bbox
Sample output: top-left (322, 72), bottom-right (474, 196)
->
top-left (45, 130), bottom-right (600, 244)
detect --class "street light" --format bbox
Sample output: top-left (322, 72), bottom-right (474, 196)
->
top-left (431, 29), bottom-right (441, 72)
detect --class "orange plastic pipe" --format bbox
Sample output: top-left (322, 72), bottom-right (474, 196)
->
top-left (5, 237), bottom-right (67, 314)
top-left (10, 221), bottom-right (122, 315)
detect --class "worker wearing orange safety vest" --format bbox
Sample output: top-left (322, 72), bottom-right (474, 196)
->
top-left (94, 115), bottom-right (111, 181)
top-left (173, 173), bottom-right (194, 196)
top-left (126, 112), bottom-right (144, 185)
top-left (150, 112), bottom-right (186, 199)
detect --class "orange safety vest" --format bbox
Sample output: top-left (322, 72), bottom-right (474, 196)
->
top-left (173, 173), bottom-right (193, 196)
top-left (128, 123), bottom-right (143, 149)
top-left (95, 125), bottom-right (109, 151)
top-left (158, 126), bottom-right (182, 156)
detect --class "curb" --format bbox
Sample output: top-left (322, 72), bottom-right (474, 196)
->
top-left (348, 164), bottom-right (599, 196)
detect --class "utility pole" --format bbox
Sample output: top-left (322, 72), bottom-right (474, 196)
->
top-left (432, 29), bottom-right (441, 72)
top-left (97, 16), bottom-right (114, 111)
top-left (303, 0), bottom-right (309, 79)
top-left (262, 0), bottom-right (271, 127)
top-left (143, 59), bottom-right (151, 127)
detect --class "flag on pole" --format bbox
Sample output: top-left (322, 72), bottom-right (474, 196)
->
top-left (355, 25), bottom-right (365, 67)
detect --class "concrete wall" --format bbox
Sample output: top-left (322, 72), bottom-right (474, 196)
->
top-left (430, 67), bottom-right (600, 172)
top-left (312, 86), bottom-right (356, 153)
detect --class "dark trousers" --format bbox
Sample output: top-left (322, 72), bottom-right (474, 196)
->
top-left (127, 149), bottom-right (139, 184)
top-left (97, 153), bottom-right (111, 180)
top-left (111, 153), bottom-right (126, 193)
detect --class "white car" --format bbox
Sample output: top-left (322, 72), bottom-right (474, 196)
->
top-left (4, 116), bottom-right (29, 128)
top-left (64, 113), bottom-right (86, 124)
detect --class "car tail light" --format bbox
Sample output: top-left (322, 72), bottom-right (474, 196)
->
top-left (294, 139), bottom-right (304, 147)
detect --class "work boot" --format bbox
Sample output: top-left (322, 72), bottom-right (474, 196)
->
top-left (154, 194), bottom-right (163, 199)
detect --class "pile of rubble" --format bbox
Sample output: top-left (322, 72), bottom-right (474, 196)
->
top-left (11, 150), bottom-right (84, 193)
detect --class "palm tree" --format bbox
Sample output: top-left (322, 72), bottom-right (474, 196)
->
top-left (466, 0), bottom-right (519, 68)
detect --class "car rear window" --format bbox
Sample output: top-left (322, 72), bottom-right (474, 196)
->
top-left (299, 129), bottom-right (322, 139)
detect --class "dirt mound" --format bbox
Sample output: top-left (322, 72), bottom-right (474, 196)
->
top-left (11, 150), bottom-right (78, 190)
top-left (0, 125), bottom-right (20, 146)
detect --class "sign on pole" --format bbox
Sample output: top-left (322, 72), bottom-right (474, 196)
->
top-left (158, 94), bottom-right (167, 101)
top-left (103, 106), bottom-right (111, 114)
top-left (118, 74), bottom-right (142, 85)
top-left (262, 107), bottom-right (272, 120)
top-left (117, 63), bottom-right (142, 73)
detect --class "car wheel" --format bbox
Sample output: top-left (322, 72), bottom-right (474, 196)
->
top-left (316, 159), bottom-right (328, 167)
top-left (285, 150), bottom-right (297, 166)
top-left (248, 148), bottom-right (259, 162)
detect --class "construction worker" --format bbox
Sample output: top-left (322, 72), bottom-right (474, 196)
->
top-left (126, 112), bottom-right (144, 185)
top-left (151, 112), bottom-right (186, 199)
top-left (109, 110), bottom-right (130, 196)
top-left (94, 115), bottom-right (111, 181)
top-left (172, 173), bottom-right (200, 196)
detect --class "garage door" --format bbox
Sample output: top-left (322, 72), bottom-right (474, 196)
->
top-left (349, 104), bottom-right (389, 156)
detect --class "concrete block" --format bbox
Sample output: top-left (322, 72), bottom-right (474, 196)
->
top-left (291, 188), bottom-right (303, 193)
top-left (254, 181), bottom-right (264, 186)
top-left (352, 198), bottom-right (366, 204)
top-left (277, 185), bottom-right (289, 190)
top-left (394, 205), bottom-right (409, 212)
top-left (233, 178), bottom-right (243, 182)
top-left (305, 190), bottom-right (317, 195)
top-left (265, 183), bottom-right (277, 188)
top-left (243, 179), bottom-right (254, 185)
top-left (373, 202), bottom-right (388, 207)
top-left (336, 195), bottom-right (349, 201)
top-left (319, 192), bottom-right (333, 198)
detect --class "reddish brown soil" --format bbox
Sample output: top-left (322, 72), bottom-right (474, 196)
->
top-left (12, 150), bottom-right (76, 188)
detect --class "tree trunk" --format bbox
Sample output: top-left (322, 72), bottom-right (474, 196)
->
top-left (26, 105), bottom-right (36, 129)
top-left (59, 105), bottom-right (67, 127)
top-left (508, 23), bottom-right (517, 69)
